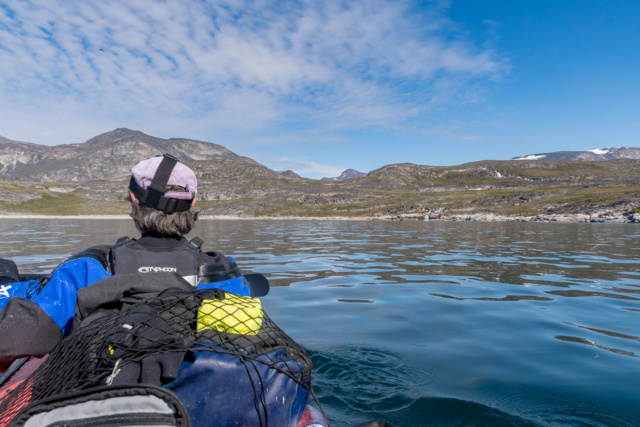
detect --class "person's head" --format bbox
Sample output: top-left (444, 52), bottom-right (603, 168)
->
top-left (128, 154), bottom-right (199, 237)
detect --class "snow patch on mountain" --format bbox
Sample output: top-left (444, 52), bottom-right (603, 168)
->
top-left (513, 154), bottom-right (547, 161)
top-left (512, 147), bottom-right (640, 162)
top-left (321, 169), bottom-right (367, 181)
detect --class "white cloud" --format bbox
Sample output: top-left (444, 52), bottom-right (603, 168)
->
top-left (0, 0), bottom-right (507, 170)
top-left (273, 158), bottom-right (346, 180)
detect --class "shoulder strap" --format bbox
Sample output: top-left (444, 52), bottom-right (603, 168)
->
top-left (188, 236), bottom-right (203, 249)
top-left (114, 236), bottom-right (132, 246)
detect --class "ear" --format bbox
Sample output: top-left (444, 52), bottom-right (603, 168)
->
top-left (191, 197), bottom-right (197, 207)
top-left (129, 191), bottom-right (136, 203)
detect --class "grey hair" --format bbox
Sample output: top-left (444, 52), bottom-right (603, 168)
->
top-left (128, 185), bottom-right (199, 237)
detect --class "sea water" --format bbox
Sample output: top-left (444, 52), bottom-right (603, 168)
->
top-left (1, 218), bottom-right (639, 426)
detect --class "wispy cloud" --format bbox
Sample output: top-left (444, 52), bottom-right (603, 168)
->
top-left (0, 0), bottom-right (506, 170)
top-left (275, 157), bottom-right (346, 179)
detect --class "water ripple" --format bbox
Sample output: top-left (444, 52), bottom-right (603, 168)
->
top-left (3, 219), bottom-right (640, 425)
top-left (488, 385), bottom-right (637, 426)
top-left (554, 335), bottom-right (637, 357)
top-left (546, 289), bottom-right (640, 301)
top-left (565, 322), bottom-right (640, 342)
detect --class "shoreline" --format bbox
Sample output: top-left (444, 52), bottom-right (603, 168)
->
top-left (0, 211), bottom-right (638, 223)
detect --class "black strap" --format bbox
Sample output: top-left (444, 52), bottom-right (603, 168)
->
top-left (155, 196), bottom-right (192, 214)
top-left (189, 236), bottom-right (203, 249)
top-left (115, 236), bottom-right (131, 245)
top-left (145, 154), bottom-right (178, 209)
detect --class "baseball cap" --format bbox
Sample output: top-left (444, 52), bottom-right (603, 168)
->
top-left (129, 154), bottom-right (197, 213)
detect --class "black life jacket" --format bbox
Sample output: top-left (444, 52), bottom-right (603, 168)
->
top-left (110, 236), bottom-right (200, 286)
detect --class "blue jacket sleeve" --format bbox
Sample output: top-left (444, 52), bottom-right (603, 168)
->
top-left (0, 279), bottom-right (39, 309)
top-left (34, 258), bottom-right (112, 334)
top-left (0, 257), bottom-right (111, 363)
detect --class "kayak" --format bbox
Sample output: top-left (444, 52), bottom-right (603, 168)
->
top-left (0, 271), bottom-right (331, 427)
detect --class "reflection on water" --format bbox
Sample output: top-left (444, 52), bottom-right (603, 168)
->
top-left (308, 346), bottom-right (539, 427)
top-left (1, 218), bottom-right (640, 426)
top-left (554, 335), bottom-right (636, 357)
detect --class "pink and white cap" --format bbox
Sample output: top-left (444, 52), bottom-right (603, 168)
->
top-left (130, 155), bottom-right (197, 200)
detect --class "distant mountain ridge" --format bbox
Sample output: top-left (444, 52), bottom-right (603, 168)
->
top-left (512, 147), bottom-right (640, 161)
top-left (0, 128), bottom-right (264, 182)
top-left (3, 130), bottom-right (639, 182)
top-left (2, 129), bottom-right (640, 221)
top-left (321, 169), bottom-right (367, 181)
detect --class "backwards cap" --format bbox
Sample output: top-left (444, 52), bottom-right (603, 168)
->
top-left (129, 154), bottom-right (197, 214)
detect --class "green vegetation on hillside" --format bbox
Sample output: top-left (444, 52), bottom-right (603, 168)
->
top-left (1, 159), bottom-right (639, 219)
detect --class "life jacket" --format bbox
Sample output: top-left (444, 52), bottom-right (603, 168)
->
top-left (108, 237), bottom-right (250, 296)
top-left (110, 237), bottom-right (200, 286)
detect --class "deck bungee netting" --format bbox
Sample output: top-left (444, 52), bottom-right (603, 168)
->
top-left (0, 287), bottom-right (313, 426)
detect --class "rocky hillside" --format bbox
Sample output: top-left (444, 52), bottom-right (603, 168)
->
top-left (0, 128), bottom-right (262, 182)
top-left (1, 129), bottom-right (639, 222)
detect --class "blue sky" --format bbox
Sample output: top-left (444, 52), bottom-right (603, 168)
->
top-left (1, 0), bottom-right (638, 179)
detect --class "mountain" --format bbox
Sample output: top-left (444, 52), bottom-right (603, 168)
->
top-left (0, 128), bottom-right (259, 182)
top-left (0, 128), bottom-right (315, 215)
top-left (321, 169), bottom-right (367, 181)
top-left (1, 130), bottom-right (640, 221)
top-left (512, 147), bottom-right (640, 161)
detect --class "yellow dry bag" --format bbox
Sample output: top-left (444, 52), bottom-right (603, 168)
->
top-left (197, 293), bottom-right (263, 335)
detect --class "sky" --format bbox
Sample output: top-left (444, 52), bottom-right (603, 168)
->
top-left (1, 0), bottom-right (639, 179)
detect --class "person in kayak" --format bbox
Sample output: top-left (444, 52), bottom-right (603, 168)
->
top-left (0, 155), bottom-right (320, 427)
top-left (0, 154), bottom-right (266, 367)
top-left (112, 153), bottom-right (223, 285)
